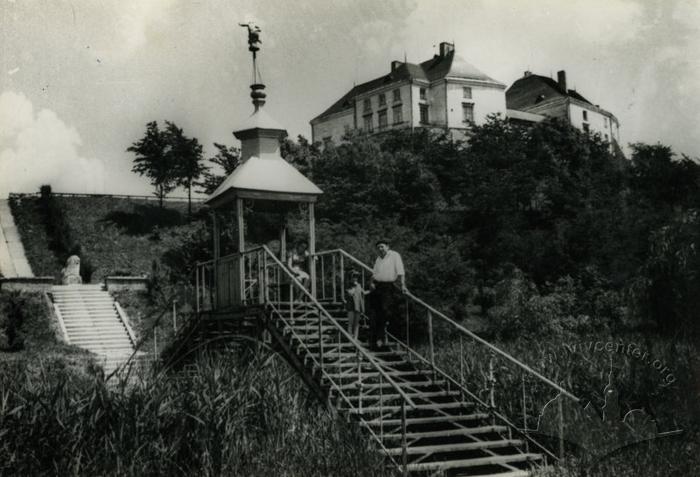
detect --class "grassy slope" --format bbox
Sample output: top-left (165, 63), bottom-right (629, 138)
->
top-left (12, 196), bottom-right (202, 283)
top-left (9, 196), bottom-right (60, 277)
top-left (0, 290), bottom-right (93, 366)
top-left (59, 196), bottom-right (201, 282)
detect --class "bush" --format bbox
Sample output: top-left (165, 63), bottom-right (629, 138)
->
top-left (486, 269), bottom-right (620, 339)
top-left (38, 186), bottom-right (94, 283)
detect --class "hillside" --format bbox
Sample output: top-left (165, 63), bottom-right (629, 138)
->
top-left (11, 195), bottom-right (205, 283)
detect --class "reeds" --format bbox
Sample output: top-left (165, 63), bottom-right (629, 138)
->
top-left (0, 350), bottom-right (386, 476)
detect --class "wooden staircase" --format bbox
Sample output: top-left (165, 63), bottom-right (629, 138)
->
top-left (266, 300), bottom-right (542, 476)
top-left (179, 245), bottom-right (575, 475)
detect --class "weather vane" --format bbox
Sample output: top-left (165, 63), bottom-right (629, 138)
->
top-left (239, 22), bottom-right (266, 111)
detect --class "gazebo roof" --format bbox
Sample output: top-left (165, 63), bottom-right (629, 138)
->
top-left (206, 155), bottom-right (323, 208)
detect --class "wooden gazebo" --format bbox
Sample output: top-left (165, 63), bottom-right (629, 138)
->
top-left (205, 102), bottom-right (322, 309)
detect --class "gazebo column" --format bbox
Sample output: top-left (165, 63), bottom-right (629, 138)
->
top-left (308, 202), bottom-right (316, 299)
top-left (280, 222), bottom-right (287, 262)
top-left (237, 197), bottom-right (245, 302)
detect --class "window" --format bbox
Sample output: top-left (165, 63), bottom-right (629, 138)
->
top-left (604, 117), bottom-right (608, 127)
top-left (582, 123), bottom-right (590, 133)
top-left (322, 136), bottom-right (332, 144)
top-left (582, 110), bottom-right (588, 121)
top-left (419, 87), bottom-right (426, 100)
top-left (363, 98), bottom-right (371, 112)
top-left (463, 86), bottom-right (472, 99)
top-left (378, 93), bottom-right (386, 107)
top-left (462, 103), bottom-right (474, 123)
top-left (419, 104), bottom-right (429, 124)
top-left (604, 133), bottom-right (609, 142)
top-left (393, 88), bottom-right (401, 102)
top-left (363, 114), bottom-right (373, 132)
top-left (392, 105), bottom-right (402, 124)
top-left (378, 110), bottom-right (388, 130)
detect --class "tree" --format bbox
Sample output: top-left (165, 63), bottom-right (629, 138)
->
top-left (196, 143), bottom-right (241, 195)
top-left (128, 121), bottom-right (174, 208)
top-left (165, 122), bottom-right (205, 215)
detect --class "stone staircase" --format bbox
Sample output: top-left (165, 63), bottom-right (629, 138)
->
top-left (50, 285), bottom-right (136, 375)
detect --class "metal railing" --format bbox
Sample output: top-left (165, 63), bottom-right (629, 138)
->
top-left (314, 248), bottom-right (581, 462)
top-left (196, 246), bottom-right (417, 474)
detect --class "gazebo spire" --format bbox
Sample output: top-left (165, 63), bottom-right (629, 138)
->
top-left (239, 22), bottom-right (266, 111)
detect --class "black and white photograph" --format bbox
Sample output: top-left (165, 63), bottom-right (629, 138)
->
top-left (1, 1), bottom-right (698, 475)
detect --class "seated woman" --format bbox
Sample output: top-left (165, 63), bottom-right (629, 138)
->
top-left (287, 241), bottom-right (310, 290)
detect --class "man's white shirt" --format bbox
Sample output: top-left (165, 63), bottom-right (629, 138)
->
top-left (372, 250), bottom-right (405, 282)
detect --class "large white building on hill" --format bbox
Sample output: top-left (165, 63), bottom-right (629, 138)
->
top-left (310, 42), bottom-right (507, 143)
top-left (310, 42), bottom-right (620, 147)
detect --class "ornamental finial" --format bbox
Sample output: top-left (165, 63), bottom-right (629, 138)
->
top-left (239, 22), bottom-right (266, 111)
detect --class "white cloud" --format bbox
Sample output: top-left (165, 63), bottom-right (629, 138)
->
top-left (0, 91), bottom-right (105, 197)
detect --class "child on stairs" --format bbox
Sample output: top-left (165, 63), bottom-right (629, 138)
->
top-left (345, 271), bottom-right (369, 341)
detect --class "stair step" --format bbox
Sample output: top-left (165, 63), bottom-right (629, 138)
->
top-left (70, 333), bottom-right (131, 340)
top-left (325, 370), bottom-right (428, 379)
top-left (380, 425), bottom-right (509, 441)
top-left (384, 439), bottom-right (523, 456)
top-left (63, 316), bottom-right (120, 321)
top-left (365, 412), bottom-right (490, 427)
top-left (347, 401), bottom-right (469, 414)
top-left (342, 390), bottom-right (461, 401)
top-left (405, 453), bottom-right (541, 472)
top-left (335, 380), bottom-right (444, 391)
top-left (64, 323), bottom-right (124, 329)
top-left (57, 305), bottom-right (115, 310)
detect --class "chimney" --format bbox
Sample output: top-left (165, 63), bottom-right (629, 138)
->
top-left (524, 70), bottom-right (532, 77)
top-left (391, 60), bottom-right (403, 71)
top-left (439, 42), bottom-right (454, 57)
top-left (557, 70), bottom-right (567, 92)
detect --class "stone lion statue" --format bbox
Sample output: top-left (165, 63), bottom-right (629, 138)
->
top-left (61, 255), bottom-right (82, 285)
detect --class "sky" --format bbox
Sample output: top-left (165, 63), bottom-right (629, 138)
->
top-left (1, 0), bottom-right (699, 197)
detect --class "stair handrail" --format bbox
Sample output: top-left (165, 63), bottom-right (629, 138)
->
top-left (256, 245), bottom-right (418, 410)
top-left (316, 248), bottom-right (579, 402)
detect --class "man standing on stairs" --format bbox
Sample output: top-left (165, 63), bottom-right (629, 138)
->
top-left (369, 239), bottom-right (408, 351)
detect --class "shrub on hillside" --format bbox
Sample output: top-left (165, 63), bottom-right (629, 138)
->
top-left (0, 291), bottom-right (57, 351)
top-left (486, 268), bottom-right (619, 339)
top-left (38, 186), bottom-right (94, 282)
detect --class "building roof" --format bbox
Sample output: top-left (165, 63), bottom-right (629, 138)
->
top-left (505, 73), bottom-right (593, 111)
top-left (506, 109), bottom-right (546, 123)
top-left (311, 50), bottom-right (505, 122)
top-left (206, 155), bottom-right (323, 207)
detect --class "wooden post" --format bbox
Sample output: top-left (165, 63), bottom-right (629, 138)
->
top-left (237, 198), bottom-right (245, 303)
top-left (280, 223), bottom-right (287, 262)
top-left (308, 202), bottom-right (317, 299)
top-left (212, 213), bottom-right (220, 310)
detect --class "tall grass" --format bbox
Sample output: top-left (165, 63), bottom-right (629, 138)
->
top-left (0, 350), bottom-right (386, 477)
top-left (423, 328), bottom-right (700, 477)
